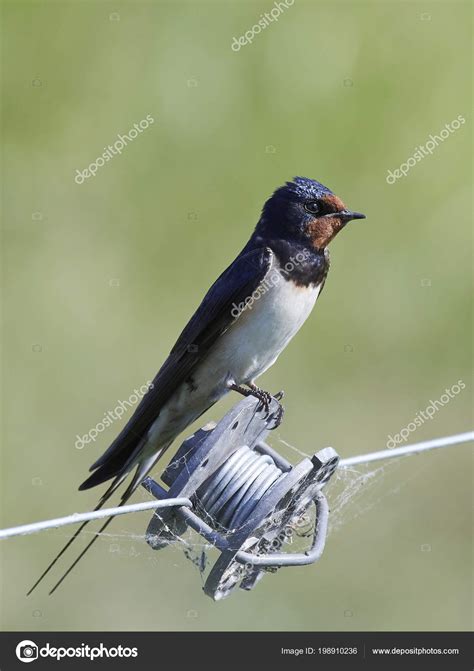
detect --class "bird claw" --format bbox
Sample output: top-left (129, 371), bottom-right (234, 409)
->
top-left (230, 383), bottom-right (285, 428)
top-left (267, 396), bottom-right (284, 430)
top-left (255, 389), bottom-right (272, 418)
top-left (271, 401), bottom-right (285, 428)
top-left (253, 387), bottom-right (285, 429)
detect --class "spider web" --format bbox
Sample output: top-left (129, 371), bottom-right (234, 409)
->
top-left (278, 436), bottom-right (420, 536)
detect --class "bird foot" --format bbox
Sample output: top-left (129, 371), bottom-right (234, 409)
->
top-left (269, 393), bottom-right (285, 429)
top-left (229, 383), bottom-right (285, 429)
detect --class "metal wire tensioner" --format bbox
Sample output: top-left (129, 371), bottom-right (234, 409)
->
top-left (0, 414), bottom-right (471, 599)
top-left (143, 396), bottom-right (339, 600)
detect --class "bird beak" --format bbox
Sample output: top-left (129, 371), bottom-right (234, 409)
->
top-left (324, 210), bottom-right (366, 223)
top-left (339, 210), bottom-right (366, 222)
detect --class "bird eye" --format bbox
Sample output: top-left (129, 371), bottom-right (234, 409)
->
top-left (304, 200), bottom-right (320, 215)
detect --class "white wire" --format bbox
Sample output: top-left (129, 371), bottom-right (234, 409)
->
top-left (0, 431), bottom-right (472, 540)
top-left (0, 498), bottom-right (192, 540)
top-left (339, 431), bottom-right (474, 467)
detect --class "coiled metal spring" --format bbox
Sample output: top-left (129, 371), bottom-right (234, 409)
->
top-left (196, 445), bottom-right (284, 530)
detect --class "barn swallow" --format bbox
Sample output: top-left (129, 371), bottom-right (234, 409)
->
top-left (28, 176), bottom-right (365, 594)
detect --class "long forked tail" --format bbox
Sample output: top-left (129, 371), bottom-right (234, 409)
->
top-left (28, 444), bottom-right (169, 596)
top-left (26, 479), bottom-right (123, 597)
top-left (26, 510), bottom-right (99, 596)
top-left (47, 491), bottom-right (133, 596)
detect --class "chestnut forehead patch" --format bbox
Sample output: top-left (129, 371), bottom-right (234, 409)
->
top-left (320, 194), bottom-right (346, 212)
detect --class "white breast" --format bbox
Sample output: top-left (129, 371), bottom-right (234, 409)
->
top-left (202, 265), bottom-right (322, 387)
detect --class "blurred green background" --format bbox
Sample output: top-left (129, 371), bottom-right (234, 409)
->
top-left (1, 0), bottom-right (472, 632)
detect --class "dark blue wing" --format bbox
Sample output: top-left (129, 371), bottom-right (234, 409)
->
top-left (80, 246), bottom-right (273, 489)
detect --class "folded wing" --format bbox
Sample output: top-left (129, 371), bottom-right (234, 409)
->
top-left (79, 246), bottom-right (273, 490)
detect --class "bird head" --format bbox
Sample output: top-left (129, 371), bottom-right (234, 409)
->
top-left (256, 176), bottom-right (365, 251)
